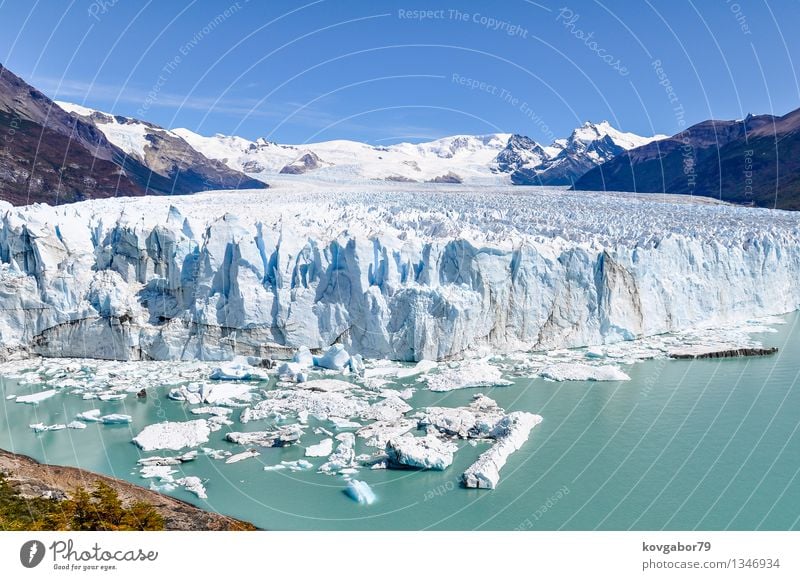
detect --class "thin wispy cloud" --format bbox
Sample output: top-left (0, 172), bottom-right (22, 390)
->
top-left (31, 75), bottom-right (345, 129)
top-left (31, 75), bottom-right (459, 143)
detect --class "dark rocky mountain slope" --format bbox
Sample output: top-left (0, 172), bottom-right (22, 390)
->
top-left (0, 63), bottom-right (265, 206)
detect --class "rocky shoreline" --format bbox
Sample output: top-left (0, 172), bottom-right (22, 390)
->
top-left (0, 448), bottom-right (257, 530)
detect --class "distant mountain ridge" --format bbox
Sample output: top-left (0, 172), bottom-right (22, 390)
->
top-left (175, 121), bottom-right (664, 185)
top-left (495, 121), bottom-right (666, 186)
top-left (573, 107), bottom-right (800, 210)
top-left (57, 101), bottom-right (266, 196)
top-left (0, 62), bottom-right (672, 205)
top-left (0, 63), bottom-right (265, 206)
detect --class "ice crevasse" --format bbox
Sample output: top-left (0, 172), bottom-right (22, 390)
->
top-left (0, 189), bottom-right (798, 362)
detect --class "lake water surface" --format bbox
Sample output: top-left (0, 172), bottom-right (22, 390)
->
top-left (2, 315), bottom-right (799, 530)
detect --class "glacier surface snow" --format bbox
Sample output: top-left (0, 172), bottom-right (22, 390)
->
top-left (1, 183), bottom-right (799, 362)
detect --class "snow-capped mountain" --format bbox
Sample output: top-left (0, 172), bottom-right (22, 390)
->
top-left (176, 122), bottom-right (664, 186)
top-left (0, 55), bottom-right (663, 203)
top-left (501, 121), bottom-right (667, 186)
top-left (57, 101), bottom-right (266, 194)
top-left (0, 64), bottom-right (155, 205)
top-left (174, 129), bottom-right (513, 184)
top-left (574, 107), bottom-right (800, 210)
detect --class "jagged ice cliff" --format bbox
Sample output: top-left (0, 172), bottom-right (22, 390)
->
top-left (1, 182), bottom-right (798, 362)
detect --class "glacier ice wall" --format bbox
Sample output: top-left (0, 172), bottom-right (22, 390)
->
top-left (0, 187), bottom-right (799, 361)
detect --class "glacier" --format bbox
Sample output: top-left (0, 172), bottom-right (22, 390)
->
top-left (1, 183), bottom-right (799, 362)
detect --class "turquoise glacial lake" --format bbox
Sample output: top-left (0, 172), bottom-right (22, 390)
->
top-left (1, 314), bottom-right (799, 530)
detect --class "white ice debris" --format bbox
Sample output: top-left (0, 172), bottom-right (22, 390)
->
top-left (462, 412), bottom-right (542, 489)
top-left (385, 433), bottom-right (458, 470)
top-left (16, 390), bottom-right (57, 404)
top-left (356, 419), bottom-right (416, 448)
top-left (201, 447), bottom-right (231, 460)
top-left (132, 419), bottom-right (211, 451)
top-left (425, 361), bottom-right (512, 392)
top-left (98, 393), bottom-right (127, 401)
top-left (319, 433), bottom-right (357, 474)
top-left (167, 384), bottom-right (203, 404)
top-left (225, 449), bottom-right (260, 464)
top-left (419, 394), bottom-right (506, 438)
top-left (175, 476), bottom-right (207, 499)
top-left (30, 423), bottom-right (67, 432)
top-left (361, 395), bottom-right (412, 422)
top-left (210, 359), bottom-right (269, 381)
top-left (199, 382), bottom-right (259, 404)
top-left (225, 425), bottom-right (302, 447)
top-left (313, 344), bottom-right (351, 370)
top-left (76, 409), bottom-right (103, 422)
top-left (263, 459), bottom-right (313, 472)
top-left (539, 363), bottom-right (630, 382)
top-left (305, 438), bottom-right (334, 457)
top-left (329, 417), bottom-right (361, 430)
top-left (137, 451), bottom-right (197, 467)
top-left (365, 360), bottom-right (438, 380)
top-left (345, 480), bottom-right (376, 505)
top-left (101, 414), bottom-right (132, 424)
top-left (140, 465), bottom-right (177, 482)
top-left (190, 406), bottom-right (233, 416)
top-left (299, 379), bottom-right (353, 392)
top-left (293, 346), bottom-right (314, 367)
top-left (240, 389), bottom-right (367, 424)
top-left (67, 421), bottom-right (87, 429)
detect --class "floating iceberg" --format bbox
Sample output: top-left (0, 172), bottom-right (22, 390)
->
top-left (305, 438), bottom-right (334, 457)
top-left (101, 414), bottom-right (132, 424)
top-left (300, 379), bottom-right (353, 393)
top-left (30, 423), bottom-right (67, 432)
top-left (420, 394), bottom-right (506, 439)
top-left (385, 433), bottom-right (458, 470)
top-left (345, 480), bottom-right (376, 505)
top-left (76, 409), bottom-right (103, 422)
top-left (240, 388), bottom-right (367, 424)
top-left (132, 420), bottom-right (211, 451)
top-left (356, 418), bottom-right (416, 448)
top-left (225, 425), bottom-right (302, 447)
top-left (319, 433), bottom-right (357, 474)
top-left (198, 382), bottom-right (258, 405)
top-left (210, 359), bottom-right (269, 381)
top-left (16, 390), bottom-right (57, 404)
top-left (140, 465), bottom-right (177, 482)
top-left (225, 449), bottom-right (260, 464)
top-left (539, 363), bottom-right (630, 382)
top-left (175, 476), bottom-right (207, 499)
top-left (426, 361), bottom-right (512, 392)
top-left (462, 412), bottom-right (542, 489)
top-left (263, 459), bottom-right (313, 472)
top-left (292, 346), bottom-right (314, 367)
top-left (361, 395), bottom-right (412, 422)
top-left (313, 344), bottom-right (351, 370)
top-left (137, 451), bottom-right (197, 467)
top-left (190, 406), bottom-right (233, 416)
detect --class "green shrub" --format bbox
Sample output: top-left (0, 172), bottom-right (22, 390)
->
top-left (0, 475), bottom-right (164, 531)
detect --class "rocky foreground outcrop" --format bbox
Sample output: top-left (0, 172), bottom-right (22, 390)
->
top-left (0, 448), bottom-right (256, 530)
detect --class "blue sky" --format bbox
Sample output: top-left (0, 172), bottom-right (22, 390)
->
top-left (1, 0), bottom-right (798, 144)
